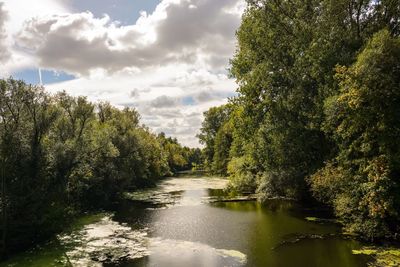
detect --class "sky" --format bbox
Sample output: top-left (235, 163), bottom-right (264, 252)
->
top-left (0, 0), bottom-right (245, 147)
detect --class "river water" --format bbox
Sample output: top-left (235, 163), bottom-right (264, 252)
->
top-left (1, 176), bottom-right (372, 267)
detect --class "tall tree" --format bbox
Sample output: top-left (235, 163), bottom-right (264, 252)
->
top-left (309, 29), bottom-right (400, 239)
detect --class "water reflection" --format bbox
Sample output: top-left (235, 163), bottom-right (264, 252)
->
top-left (121, 178), bottom-right (370, 267)
top-left (1, 177), bottom-right (372, 267)
top-left (58, 216), bottom-right (149, 266)
top-left (131, 239), bottom-right (246, 267)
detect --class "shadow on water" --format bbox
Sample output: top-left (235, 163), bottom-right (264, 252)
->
top-left (0, 176), bottom-right (374, 267)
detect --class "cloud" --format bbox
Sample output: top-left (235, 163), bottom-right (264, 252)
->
top-left (3, 0), bottom-right (244, 146)
top-left (129, 88), bottom-right (140, 98)
top-left (0, 0), bottom-right (69, 74)
top-left (46, 65), bottom-right (237, 147)
top-left (149, 95), bottom-right (179, 108)
top-left (194, 91), bottom-right (219, 103)
top-left (2, 0), bottom-right (68, 34)
top-left (0, 3), bottom-right (10, 62)
top-left (15, 0), bottom-right (242, 76)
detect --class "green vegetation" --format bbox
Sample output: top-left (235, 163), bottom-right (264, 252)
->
top-left (1, 0), bottom-right (399, 261)
top-left (199, 0), bottom-right (400, 240)
top-left (353, 247), bottom-right (400, 266)
top-left (0, 78), bottom-right (201, 258)
top-left (158, 132), bottom-right (202, 174)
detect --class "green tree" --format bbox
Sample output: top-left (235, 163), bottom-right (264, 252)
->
top-left (199, 0), bottom-right (400, 239)
top-left (198, 105), bottom-right (232, 172)
top-left (0, 78), bottom-right (191, 257)
top-left (309, 29), bottom-right (400, 239)
top-left (212, 121), bottom-right (233, 175)
top-left (228, 0), bottom-right (400, 199)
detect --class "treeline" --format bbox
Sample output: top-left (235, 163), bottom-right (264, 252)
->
top-left (199, 0), bottom-right (400, 241)
top-left (0, 78), bottom-right (200, 257)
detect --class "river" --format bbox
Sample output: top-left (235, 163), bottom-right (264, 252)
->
top-left (0, 176), bottom-right (372, 267)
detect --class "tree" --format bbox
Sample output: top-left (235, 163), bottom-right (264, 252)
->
top-left (212, 121), bottom-right (233, 175)
top-left (0, 78), bottom-right (191, 257)
top-left (198, 105), bottom-right (232, 172)
top-left (310, 29), bottom-right (400, 239)
top-left (199, 0), bottom-right (400, 239)
top-left (227, 0), bottom-right (400, 199)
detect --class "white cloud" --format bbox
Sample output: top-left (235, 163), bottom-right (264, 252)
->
top-left (2, 0), bottom-right (68, 34)
top-left (47, 65), bottom-right (237, 147)
top-left (14, 0), bottom-right (242, 75)
top-left (0, 0), bottom-right (69, 74)
top-left (150, 95), bottom-right (179, 108)
top-left (0, 3), bottom-right (10, 62)
top-left (1, 0), bottom-right (244, 146)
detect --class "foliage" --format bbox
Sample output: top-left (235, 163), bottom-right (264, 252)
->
top-left (352, 247), bottom-right (400, 267)
top-left (310, 30), bottom-right (400, 239)
top-left (198, 104), bottom-right (232, 173)
top-left (199, 0), bottom-right (400, 240)
top-left (227, 156), bottom-right (257, 193)
top-left (157, 132), bottom-right (202, 174)
top-left (0, 79), bottom-right (197, 257)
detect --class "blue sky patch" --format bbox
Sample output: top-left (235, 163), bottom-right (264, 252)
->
top-left (70, 0), bottom-right (161, 25)
top-left (12, 69), bottom-right (76, 85)
top-left (182, 96), bottom-right (196, 106)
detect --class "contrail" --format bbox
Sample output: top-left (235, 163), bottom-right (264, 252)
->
top-left (38, 68), bottom-right (43, 85)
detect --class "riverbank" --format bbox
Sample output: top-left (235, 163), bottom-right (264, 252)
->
top-left (1, 175), bottom-right (385, 267)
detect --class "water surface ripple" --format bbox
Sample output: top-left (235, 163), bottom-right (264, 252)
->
top-left (1, 176), bottom-right (372, 267)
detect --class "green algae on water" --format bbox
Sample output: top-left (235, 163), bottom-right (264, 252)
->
top-left (305, 217), bottom-right (318, 222)
top-left (352, 247), bottom-right (400, 267)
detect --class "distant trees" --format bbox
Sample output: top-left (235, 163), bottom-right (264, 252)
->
top-left (0, 78), bottom-right (200, 257)
top-left (199, 0), bottom-right (400, 240)
top-left (157, 132), bottom-right (202, 173)
top-left (197, 104), bottom-right (232, 174)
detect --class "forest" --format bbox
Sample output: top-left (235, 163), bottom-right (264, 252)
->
top-left (199, 0), bottom-right (400, 241)
top-left (0, 78), bottom-right (201, 257)
top-left (1, 0), bottom-right (400, 265)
